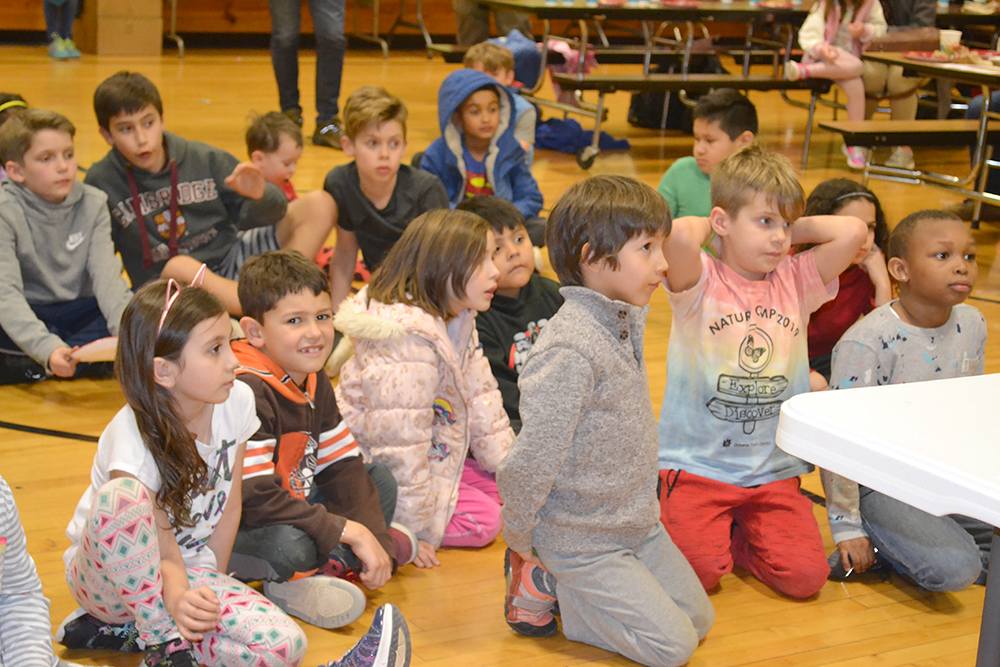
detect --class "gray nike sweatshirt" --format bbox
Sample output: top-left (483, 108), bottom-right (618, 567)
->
top-left (0, 179), bottom-right (133, 366)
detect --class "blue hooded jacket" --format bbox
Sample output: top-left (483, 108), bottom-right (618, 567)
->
top-left (420, 69), bottom-right (543, 219)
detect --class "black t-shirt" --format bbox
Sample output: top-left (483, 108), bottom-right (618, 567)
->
top-left (323, 162), bottom-right (449, 270)
top-left (475, 274), bottom-right (564, 433)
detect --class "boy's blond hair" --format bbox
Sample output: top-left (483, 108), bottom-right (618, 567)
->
top-left (463, 42), bottom-right (515, 75)
top-left (0, 108), bottom-right (74, 166)
top-left (711, 144), bottom-right (804, 223)
top-left (342, 86), bottom-right (408, 141)
top-left (245, 111), bottom-right (303, 156)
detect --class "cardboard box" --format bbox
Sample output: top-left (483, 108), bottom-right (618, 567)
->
top-left (78, 0), bottom-right (163, 56)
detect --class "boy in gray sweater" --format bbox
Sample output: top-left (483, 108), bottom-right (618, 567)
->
top-left (0, 109), bottom-right (133, 384)
top-left (497, 176), bottom-right (714, 667)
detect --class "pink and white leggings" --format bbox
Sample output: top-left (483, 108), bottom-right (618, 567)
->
top-left (66, 477), bottom-right (307, 667)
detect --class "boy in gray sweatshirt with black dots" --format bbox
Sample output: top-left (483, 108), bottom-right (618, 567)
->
top-left (497, 175), bottom-right (714, 667)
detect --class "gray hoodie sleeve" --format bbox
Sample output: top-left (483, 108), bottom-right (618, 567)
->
top-left (0, 206), bottom-right (66, 367)
top-left (85, 193), bottom-right (133, 335)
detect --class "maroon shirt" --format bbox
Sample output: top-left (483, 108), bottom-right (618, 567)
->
top-left (808, 265), bottom-right (876, 360)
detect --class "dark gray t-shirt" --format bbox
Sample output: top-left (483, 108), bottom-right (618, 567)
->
top-left (323, 162), bottom-right (449, 271)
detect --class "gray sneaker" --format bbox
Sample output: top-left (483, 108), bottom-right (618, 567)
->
top-left (264, 575), bottom-right (366, 628)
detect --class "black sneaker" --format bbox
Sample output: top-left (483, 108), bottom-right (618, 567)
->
top-left (143, 638), bottom-right (199, 667)
top-left (313, 118), bottom-right (345, 150)
top-left (283, 106), bottom-right (304, 127)
top-left (0, 351), bottom-right (46, 385)
top-left (55, 609), bottom-right (142, 652)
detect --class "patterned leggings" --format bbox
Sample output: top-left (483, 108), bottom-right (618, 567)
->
top-left (66, 477), bottom-right (307, 667)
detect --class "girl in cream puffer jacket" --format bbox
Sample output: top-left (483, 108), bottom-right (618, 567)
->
top-left (331, 210), bottom-right (513, 568)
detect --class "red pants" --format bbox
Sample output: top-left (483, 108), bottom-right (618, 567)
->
top-left (658, 470), bottom-right (829, 599)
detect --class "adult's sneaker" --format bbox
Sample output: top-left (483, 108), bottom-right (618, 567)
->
top-left (885, 146), bottom-right (915, 170)
top-left (264, 575), bottom-right (366, 628)
top-left (56, 608), bottom-right (143, 652)
top-left (504, 548), bottom-right (558, 637)
top-left (313, 118), bottom-right (346, 149)
top-left (322, 603), bottom-right (411, 667)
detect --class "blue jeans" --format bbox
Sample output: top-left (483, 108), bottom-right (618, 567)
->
top-left (44, 0), bottom-right (79, 40)
top-left (0, 297), bottom-right (111, 356)
top-left (268, 0), bottom-right (345, 123)
top-left (852, 487), bottom-right (990, 591)
top-left (230, 463), bottom-right (396, 582)
top-left (965, 91), bottom-right (1000, 196)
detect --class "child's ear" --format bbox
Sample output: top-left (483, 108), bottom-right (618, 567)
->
top-left (98, 127), bottom-right (115, 147)
top-left (152, 357), bottom-right (177, 389)
top-left (709, 206), bottom-right (731, 237)
top-left (249, 150), bottom-right (265, 167)
top-left (4, 161), bottom-right (24, 183)
top-left (887, 256), bottom-right (908, 283)
top-left (734, 131), bottom-right (754, 150)
top-left (579, 242), bottom-right (602, 274)
top-left (239, 316), bottom-right (266, 348)
top-left (340, 135), bottom-right (355, 156)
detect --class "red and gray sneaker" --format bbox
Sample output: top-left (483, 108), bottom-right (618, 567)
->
top-left (389, 522), bottom-right (418, 567)
top-left (504, 548), bottom-right (558, 637)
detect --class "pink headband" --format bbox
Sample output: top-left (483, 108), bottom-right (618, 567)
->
top-left (156, 264), bottom-right (207, 337)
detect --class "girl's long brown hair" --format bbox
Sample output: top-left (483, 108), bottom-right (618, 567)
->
top-left (826, 0), bottom-right (866, 22)
top-left (369, 209), bottom-right (491, 320)
top-left (115, 279), bottom-right (227, 528)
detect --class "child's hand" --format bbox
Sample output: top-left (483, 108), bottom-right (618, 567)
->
top-left (859, 246), bottom-right (893, 304)
top-left (517, 549), bottom-right (545, 569)
top-left (224, 162), bottom-right (266, 200)
top-left (48, 346), bottom-right (78, 378)
top-left (848, 22), bottom-right (866, 39)
top-left (340, 520), bottom-right (392, 590)
top-left (836, 537), bottom-right (877, 574)
top-left (413, 540), bottom-right (441, 568)
top-left (818, 44), bottom-right (840, 62)
top-left (170, 586), bottom-right (221, 641)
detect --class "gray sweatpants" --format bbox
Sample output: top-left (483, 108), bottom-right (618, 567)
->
top-left (535, 523), bottom-right (715, 667)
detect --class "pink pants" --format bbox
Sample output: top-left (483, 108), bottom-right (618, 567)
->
top-left (441, 459), bottom-right (503, 547)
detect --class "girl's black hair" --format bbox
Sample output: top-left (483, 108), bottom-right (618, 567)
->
top-left (804, 178), bottom-right (889, 255)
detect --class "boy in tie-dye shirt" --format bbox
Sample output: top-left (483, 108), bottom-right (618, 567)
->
top-left (656, 145), bottom-right (868, 599)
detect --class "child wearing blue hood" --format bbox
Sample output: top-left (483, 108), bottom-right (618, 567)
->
top-left (420, 70), bottom-right (544, 244)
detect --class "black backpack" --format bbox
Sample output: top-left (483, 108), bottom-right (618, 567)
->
top-left (627, 53), bottom-right (729, 133)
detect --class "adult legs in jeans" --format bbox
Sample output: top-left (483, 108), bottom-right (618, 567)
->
top-left (43, 0), bottom-right (79, 39)
top-left (536, 524), bottom-right (715, 667)
top-left (308, 0), bottom-right (347, 124)
top-left (452, 0), bottom-right (531, 45)
top-left (268, 0), bottom-right (304, 116)
top-left (965, 91), bottom-right (1000, 195)
top-left (859, 487), bottom-right (984, 591)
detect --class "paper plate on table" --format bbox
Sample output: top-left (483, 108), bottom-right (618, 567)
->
top-left (70, 336), bottom-right (118, 362)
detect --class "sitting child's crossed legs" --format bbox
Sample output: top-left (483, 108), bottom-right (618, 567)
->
top-left (535, 523), bottom-right (714, 667)
top-left (66, 477), bottom-right (307, 667)
top-left (659, 470), bottom-right (829, 598)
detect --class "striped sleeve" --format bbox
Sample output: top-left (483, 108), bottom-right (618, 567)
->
top-left (315, 422), bottom-right (360, 474)
top-left (0, 475), bottom-right (58, 667)
top-left (242, 437), bottom-right (277, 479)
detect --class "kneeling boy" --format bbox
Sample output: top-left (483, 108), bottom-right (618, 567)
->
top-left (498, 176), bottom-right (714, 667)
top-left (230, 250), bottom-right (417, 629)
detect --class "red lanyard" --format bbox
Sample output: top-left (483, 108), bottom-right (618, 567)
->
top-left (126, 159), bottom-right (179, 270)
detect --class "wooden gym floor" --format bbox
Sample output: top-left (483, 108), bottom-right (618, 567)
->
top-left (3, 45), bottom-right (1000, 667)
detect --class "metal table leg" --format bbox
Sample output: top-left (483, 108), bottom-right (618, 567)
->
top-left (352, 0), bottom-right (389, 57)
top-left (167, 0), bottom-right (184, 57)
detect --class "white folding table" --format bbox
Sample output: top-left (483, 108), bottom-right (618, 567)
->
top-left (776, 373), bottom-right (1000, 667)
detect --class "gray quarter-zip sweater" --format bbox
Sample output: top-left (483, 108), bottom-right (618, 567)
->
top-left (498, 286), bottom-right (661, 554)
top-left (0, 179), bottom-right (133, 365)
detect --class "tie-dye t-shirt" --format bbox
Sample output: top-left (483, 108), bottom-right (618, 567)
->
top-left (657, 251), bottom-right (837, 486)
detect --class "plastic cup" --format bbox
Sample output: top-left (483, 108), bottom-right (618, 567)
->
top-left (940, 29), bottom-right (963, 48)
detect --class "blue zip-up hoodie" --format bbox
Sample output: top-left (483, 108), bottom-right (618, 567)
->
top-left (421, 69), bottom-right (543, 219)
